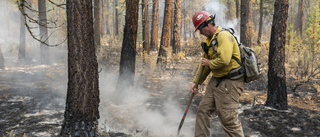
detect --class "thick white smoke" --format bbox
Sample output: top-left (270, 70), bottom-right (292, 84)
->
top-left (98, 71), bottom-right (195, 136)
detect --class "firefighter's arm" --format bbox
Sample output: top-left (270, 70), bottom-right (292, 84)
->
top-left (208, 32), bottom-right (234, 70)
top-left (192, 54), bottom-right (211, 85)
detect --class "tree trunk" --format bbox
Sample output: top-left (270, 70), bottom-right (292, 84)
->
top-left (226, 0), bottom-right (232, 21)
top-left (265, 0), bottom-right (289, 110)
top-left (60, 0), bottom-right (63, 39)
top-left (183, 0), bottom-right (187, 41)
top-left (240, 0), bottom-right (253, 47)
top-left (100, 0), bottom-right (104, 37)
top-left (38, 0), bottom-right (50, 64)
top-left (117, 0), bottom-right (139, 90)
top-left (296, 0), bottom-right (304, 36)
top-left (106, 0), bottom-right (110, 34)
top-left (113, 0), bottom-right (119, 37)
top-left (157, 0), bottom-right (172, 68)
top-left (150, 0), bottom-right (159, 51)
top-left (173, 0), bottom-right (181, 54)
top-left (257, 0), bottom-right (263, 45)
top-left (235, 0), bottom-right (240, 18)
top-left (142, 0), bottom-right (150, 63)
top-left (94, 0), bottom-right (101, 50)
top-left (0, 45), bottom-right (4, 69)
top-left (170, 0), bottom-right (174, 47)
top-left (19, 0), bottom-right (26, 60)
top-left (60, 0), bottom-right (100, 136)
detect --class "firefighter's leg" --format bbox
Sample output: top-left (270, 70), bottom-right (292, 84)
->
top-left (195, 78), bottom-right (217, 137)
top-left (214, 78), bottom-right (244, 137)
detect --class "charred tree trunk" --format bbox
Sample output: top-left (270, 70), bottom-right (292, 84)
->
top-left (150, 0), bottom-right (159, 51)
top-left (116, 0), bottom-right (139, 90)
top-left (113, 0), bottom-right (119, 37)
top-left (60, 0), bottom-right (100, 136)
top-left (265, 0), bottom-right (289, 110)
top-left (257, 0), bottom-right (263, 45)
top-left (170, 0), bottom-right (174, 47)
top-left (19, 0), bottom-right (26, 60)
top-left (296, 0), bottom-right (304, 36)
top-left (173, 0), bottom-right (181, 54)
top-left (235, 0), bottom-right (240, 18)
top-left (240, 0), bottom-right (253, 47)
top-left (142, 0), bottom-right (150, 64)
top-left (157, 0), bottom-right (172, 68)
top-left (106, 0), bottom-right (110, 35)
top-left (38, 0), bottom-right (50, 64)
top-left (94, 0), bottom-right (101, 50)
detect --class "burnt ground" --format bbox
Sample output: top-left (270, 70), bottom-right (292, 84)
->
top-left (0, 53), bottom-right (319, 137)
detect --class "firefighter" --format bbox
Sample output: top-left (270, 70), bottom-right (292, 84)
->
top-left (190, 11), bottom-right (245, 137)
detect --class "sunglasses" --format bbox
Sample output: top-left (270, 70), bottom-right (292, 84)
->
top-left (197, 21), bottom-right (209, 30)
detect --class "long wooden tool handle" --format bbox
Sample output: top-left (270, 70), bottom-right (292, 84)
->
top-left (177, 65), bottom-right (204, 136)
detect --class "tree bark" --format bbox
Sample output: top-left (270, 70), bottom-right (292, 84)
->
top-left (38, 0), bottom-right (50, 64)
top-left (117, 0), bottom-right (139, 90)
top-left (142, 0), bottom-right (150, 61)
top-left (296, 0), bottom-right (304, 36)
top-left (106, 0), bottom-right (110, 34)
top-left (226, 0), bottom-right (232, 21)
top-left (100, 0), bottom-right (104, 37)
top-left (157, 0), bottom-right (172, 68)
top-left (150, 0), bottom-right (159, 51)
top-left (257, 0), bottom-right (263, 45)
top-left (59, 0), bottom-right (64, 41)
top-left (113, 0), bottom-right (119, 37)
top-left (94, 0), bottom-right (101, 50)
top-left (240, 0), bottom-right (253, 47)
top-left (183, 0), bottom-right (187, 40)
top-left (60, 0), bottom-right (100, 136)
top-left (235, 0), bottom-right (240, 18)
top-left (19, 0), bottom-right (26, 60)
top-left (173, 0), bottom-right (181, 54)
top-left (265, 0), bottom-right (289, 110)
top-left (170, 0), bottom-right (175, 47)
top-left (60, 0), bottom-right (63, 39)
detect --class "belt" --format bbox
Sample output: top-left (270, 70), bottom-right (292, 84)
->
top-left (215, 67), bottom-right (244, 87)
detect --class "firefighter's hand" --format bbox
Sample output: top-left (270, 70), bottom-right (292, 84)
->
top-left (191, 82), bottom-right (198, 94)
top-left (202, 58), bottom-right (210, 66)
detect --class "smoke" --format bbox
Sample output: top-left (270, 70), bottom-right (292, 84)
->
top-left (98, 71), bottom-right (195, 137)
top-left (0, 0), bottom-right (68, 98)
top-left (204, 0), bottom-right (240, 38)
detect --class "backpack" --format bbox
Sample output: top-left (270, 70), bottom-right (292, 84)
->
top-left (214, 28), bottom-right (260, 83)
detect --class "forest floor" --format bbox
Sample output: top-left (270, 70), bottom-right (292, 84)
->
top-left (0, 50), bottom-right (319, 137)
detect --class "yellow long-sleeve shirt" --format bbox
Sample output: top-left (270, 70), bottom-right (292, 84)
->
top-left (193, 26), bottom-right (241, 84)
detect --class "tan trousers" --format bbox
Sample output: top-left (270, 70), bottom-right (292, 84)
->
top-left (195, 77), bottom-right (244, 137)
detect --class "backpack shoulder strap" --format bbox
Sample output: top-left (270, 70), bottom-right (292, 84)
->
top-left (214, 28), bottom-right (239, 46)
top-left (215, 28), bottom-right (242, 65)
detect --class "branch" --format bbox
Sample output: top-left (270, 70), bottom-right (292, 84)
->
top-left (17, 0), bottom-right (67, 47)
top-left (48, 0), bottom-right (66, 9)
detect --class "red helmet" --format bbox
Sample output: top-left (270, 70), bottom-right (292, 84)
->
top-left (192, 11), bottom-right (211, 32)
